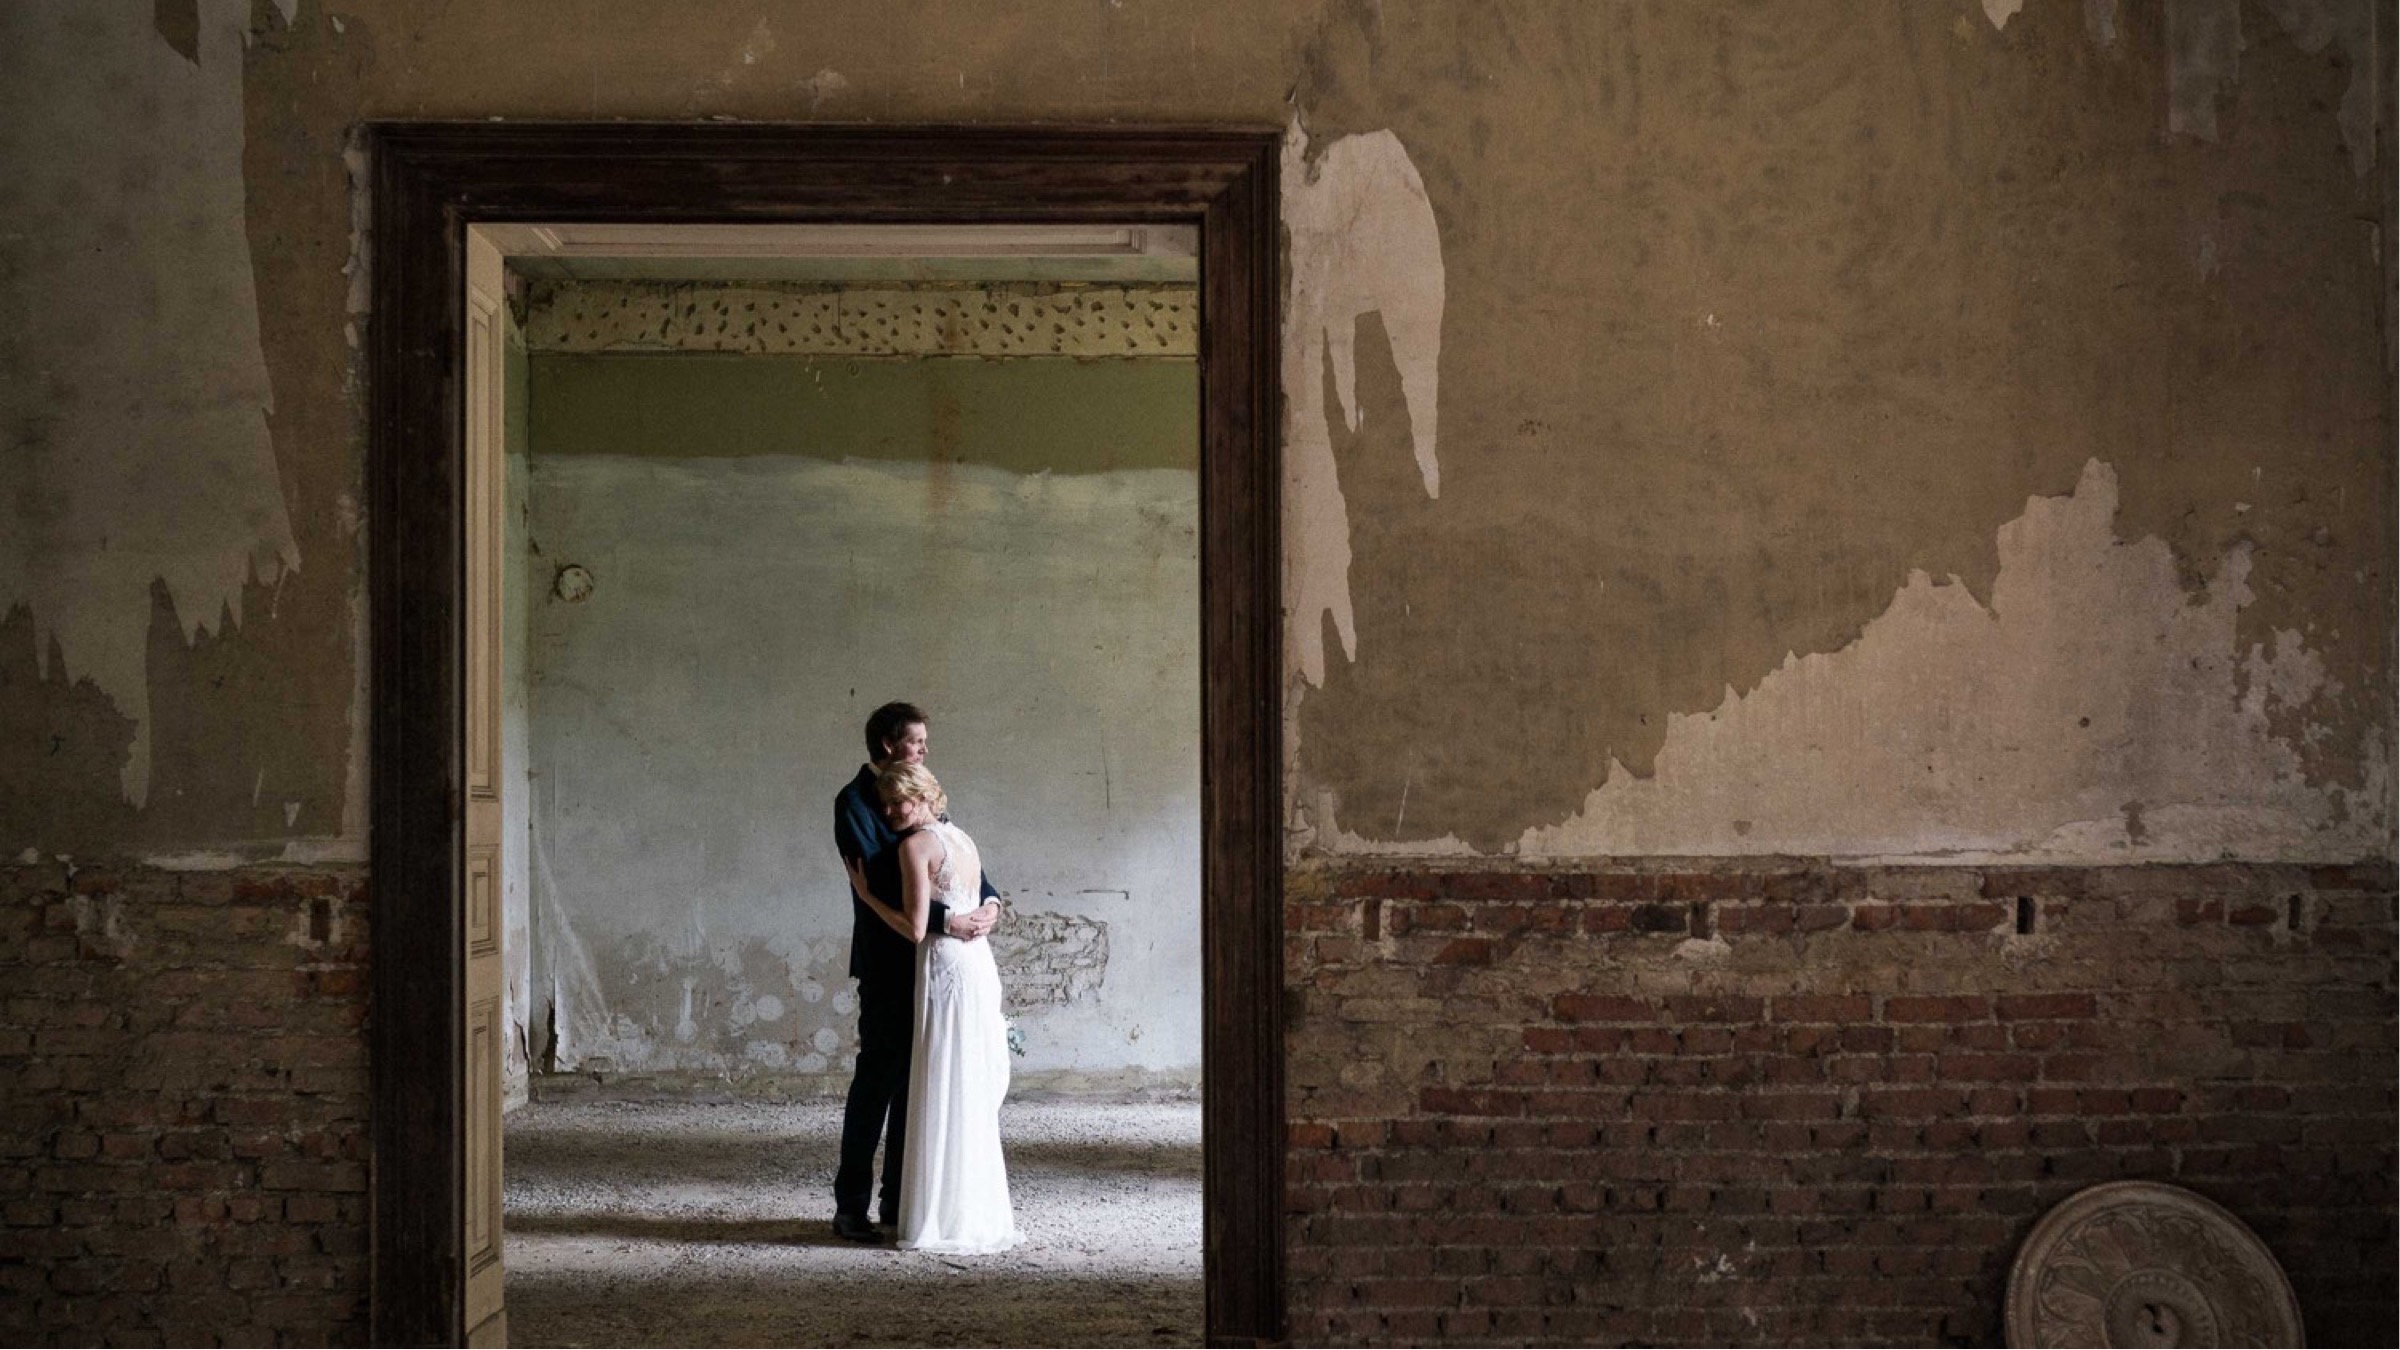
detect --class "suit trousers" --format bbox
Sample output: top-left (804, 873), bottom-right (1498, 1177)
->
top-left (834, 973), bottom-right (914, 1220)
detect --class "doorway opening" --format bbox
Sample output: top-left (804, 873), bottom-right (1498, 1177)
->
top-left (366, 125), bottom-right (1282, 1347)
top-left (488, 222), bottom-right (1207, 1344)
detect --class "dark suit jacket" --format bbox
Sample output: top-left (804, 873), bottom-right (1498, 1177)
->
top-left (835, 763), bottom-right (1002, 983)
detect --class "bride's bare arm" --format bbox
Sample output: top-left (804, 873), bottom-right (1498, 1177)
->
top-left (895, 834), bottom-right (935, 943)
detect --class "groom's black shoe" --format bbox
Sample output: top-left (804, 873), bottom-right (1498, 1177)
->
top-left (832, 1212), bottom-right (881, 1243)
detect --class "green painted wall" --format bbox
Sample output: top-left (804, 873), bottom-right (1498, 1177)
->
top-left (530, 354), bottom-right (1197, 474)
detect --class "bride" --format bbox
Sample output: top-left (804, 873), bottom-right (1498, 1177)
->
top-left (858, 762), bottom-right (1022, 1254)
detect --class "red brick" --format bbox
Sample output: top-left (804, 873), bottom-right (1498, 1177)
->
top-left (1897, 902), bottom-right (2008, 931)
top-left (1775, 994), bottom-right (1873, 1023)
top-left (1399, 903), bottom-right (1468, 933)
top-left (1742, 1093), bottom-right (1843, 1121)
top-left (1884, 996), bottom-right (1991, 1023)
top-left (1994, 993), bottom-right (2097, 1020)
top-left (1859, 1088), bottom-right (1969, 1118)
top-left (1520, 1027), bottom-right (1574, 1054)
top-left (1581, 907), bottom-right (1631, 934)
top-left (1551, 993), bottom-right (1652, 1023)
top-left (1936, 1053), bottom-right (2039, 1082)
top-left (1662, 995), bottom-right (1764, 1023)
top-left (1431, 938), bottom-right (1493, 966)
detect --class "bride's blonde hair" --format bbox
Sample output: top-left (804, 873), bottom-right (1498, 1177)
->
top-left (874, 761), bottom-right (948, 819)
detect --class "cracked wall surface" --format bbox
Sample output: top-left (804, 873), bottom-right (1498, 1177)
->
top-left (2, 0), bottom-right (2391, 873)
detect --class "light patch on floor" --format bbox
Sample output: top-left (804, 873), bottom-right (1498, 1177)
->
top-left (504, 1098), bottom-right (1201, 1347)
top-left (1523, 459), bottom-right (2390, 862)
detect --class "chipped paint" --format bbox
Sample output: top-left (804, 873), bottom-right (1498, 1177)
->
top-left (1281, 117), bottom-right (1446, 689)
top-left (1523, 461), bottom-right (2392, 862)
top-left (525, 281), bottom-right (1198, 359)
top-left (0, 0), bottom-right (299, 807)
top-left (1981, 0), bottom-right (2028, 31)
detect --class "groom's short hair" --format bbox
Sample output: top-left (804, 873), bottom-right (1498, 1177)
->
top-left (864, 701), bottom-right (928, 762)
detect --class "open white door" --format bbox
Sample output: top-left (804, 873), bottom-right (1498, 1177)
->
top-left (461, 228), bottom-right (509, 1346)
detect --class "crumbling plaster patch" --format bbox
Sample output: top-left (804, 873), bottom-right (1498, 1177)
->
top-left (0, 0), bottom-right (298, 809)
top-left (1522, 461), bottom-right (2391, 863)
top-left (1280, 0), bottom-right (2388, 861)
top-left (1281, 117), bottom-right (1446, 690)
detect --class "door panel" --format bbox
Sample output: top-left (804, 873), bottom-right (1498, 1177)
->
top-left (462, 229), bottom-right (509, 1345)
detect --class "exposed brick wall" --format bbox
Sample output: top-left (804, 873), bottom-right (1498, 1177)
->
top-left (994, 910), bottom-right (1111, 1015)
top-left (1286, 860), bottom-right (2398, 1346)
top-left (0, 864), bottom-right (370, 1347)
top-left (7, 854), bottom-right (2391, 1345)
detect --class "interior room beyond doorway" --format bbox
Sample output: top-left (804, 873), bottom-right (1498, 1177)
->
top-left (482, 222), bottom-right (1206, 1347)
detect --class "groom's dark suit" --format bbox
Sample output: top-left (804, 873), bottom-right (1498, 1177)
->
top-left (832, 764), bottom-right (1001, 1223)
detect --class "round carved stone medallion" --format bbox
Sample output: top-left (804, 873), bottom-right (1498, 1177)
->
top-left (2006, 1181), bottom-right (2304, 1348)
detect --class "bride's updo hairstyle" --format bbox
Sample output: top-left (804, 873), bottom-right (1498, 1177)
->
top-left (875, 762), bottom-right (948, 820)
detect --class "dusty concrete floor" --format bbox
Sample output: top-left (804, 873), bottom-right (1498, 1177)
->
top-left (503, 1098), bottom-right (1203, 1347)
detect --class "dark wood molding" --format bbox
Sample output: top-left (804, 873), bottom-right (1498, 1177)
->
top-left (366, 123), bottom-right (1284, 1347)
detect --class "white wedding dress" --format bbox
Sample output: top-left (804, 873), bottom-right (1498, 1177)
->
top-left (897, 819), bottom-right (1022, 1254)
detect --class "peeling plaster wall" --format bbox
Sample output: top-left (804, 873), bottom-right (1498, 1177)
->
top-left (519, 323), bottom-right (1201, 1087)
top-left (3, 0), bottom-right (358, 862)
top-left (1522, 461), bottom-right (2391, 861)
top-left (1282, 121), bottom-right (1447, 691)
top-left (3, 0), bottom-right (2387, 873)
top-left (1, 1), bottom-right (299, 829)
top-left (1286, 0), bottom-right (2394, 860)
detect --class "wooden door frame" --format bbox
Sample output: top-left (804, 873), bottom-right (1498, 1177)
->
top-left (365, 123), bottom-right (1285, 1346)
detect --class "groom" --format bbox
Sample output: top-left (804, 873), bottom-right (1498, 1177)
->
top-left (831, 700), bottom-right (1002, 1241)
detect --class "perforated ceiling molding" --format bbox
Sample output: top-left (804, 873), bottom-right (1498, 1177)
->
top-left (525, 281), bottom-right (1199, 358)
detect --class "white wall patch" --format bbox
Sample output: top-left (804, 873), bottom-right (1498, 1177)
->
top-left (1281, 118), bottom-right (1447, 688)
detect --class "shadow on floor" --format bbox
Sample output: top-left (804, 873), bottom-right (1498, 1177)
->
top-left (506, 1212), bottom-right (860, 1246)
top-left (507, 1133), bottom-right (1199, 1190)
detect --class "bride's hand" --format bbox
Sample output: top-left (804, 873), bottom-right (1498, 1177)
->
top-left (943, 901), bottom-right (999, 942)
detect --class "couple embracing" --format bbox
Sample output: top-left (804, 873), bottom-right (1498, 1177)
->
top-left (830, 701), bottom-right (1022, 1254)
